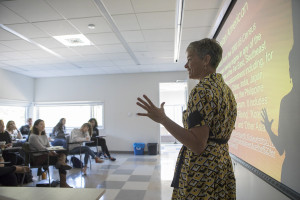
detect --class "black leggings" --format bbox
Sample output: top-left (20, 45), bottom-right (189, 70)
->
top-left (88, 137), bottom-right (111, 157)
top-left (0, 166), bottom-right (18, 186)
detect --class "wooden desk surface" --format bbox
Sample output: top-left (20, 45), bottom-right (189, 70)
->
top-left (0, 187), bottom-right (105, 200)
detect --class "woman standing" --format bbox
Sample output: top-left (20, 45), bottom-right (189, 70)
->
top-left (137, 38), bottom-right (237, 199)
top-left (29, 119), bottom-right (72, 188)
top-left (69, 123), bottom-right (104, 175)
top-left (87, 118), bottom-right (116, 161)
top-left (51, 118), bottom-right (67, 148)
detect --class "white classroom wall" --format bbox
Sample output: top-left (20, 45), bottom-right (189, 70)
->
top-left (0, 68), bottom-right (34, 103)
top-left (34, 71), bottom-right (188, 152)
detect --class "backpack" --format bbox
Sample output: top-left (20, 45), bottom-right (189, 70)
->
top-left (70, 156), bottom-right (83, 168)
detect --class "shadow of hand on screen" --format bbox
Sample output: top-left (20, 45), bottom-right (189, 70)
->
top-left (260, 108), bottom-right (283, 155)
top-left (261, 35), bottom-right (300, 193)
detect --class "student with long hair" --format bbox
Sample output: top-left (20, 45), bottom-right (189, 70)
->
top-left (0, 120), bottom-right (12, 148)
top-left (51, 118), bottom-right (67, 148)
top-left (87, 118), bottom-right (116, 161)
top-left (29, 119), bottom-right (72, 187)
top-left (6, 120), bottom-right (22, 140)
top-left (69, 123), bottom-right (104, 175)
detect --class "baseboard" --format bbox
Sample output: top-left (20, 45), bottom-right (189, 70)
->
top-left (110, 151), bottom-right (160, 155)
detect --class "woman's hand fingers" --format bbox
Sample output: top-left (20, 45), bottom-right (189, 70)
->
top-left (137, 97), bottom-right (150, 109)
top-left (136, 95), bottom-right (167, 124)
top-left (143, 95), bottom-right (155, 107)
top-left (136, 102), bottom-right (149, 112)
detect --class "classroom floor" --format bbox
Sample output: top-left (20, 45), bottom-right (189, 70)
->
top-left (24, 143), bottom-right (182, 200)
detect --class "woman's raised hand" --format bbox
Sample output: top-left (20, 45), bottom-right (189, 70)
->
top-left (136, 95), bottom-right (167, 124)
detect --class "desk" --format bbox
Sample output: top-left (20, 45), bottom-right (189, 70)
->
top-left (0, 187), bottom-right (105, 200)
top-left (12, 139), bottom-right (26, 147)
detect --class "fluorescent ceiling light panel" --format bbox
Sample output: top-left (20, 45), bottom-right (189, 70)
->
top-left (174, 0), bottom-right (185, 63)
top-left (53, 34), bottom-right (93, 47)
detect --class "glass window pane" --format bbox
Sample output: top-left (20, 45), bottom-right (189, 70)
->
top-left (38, 105), bottom-right (91, 128)
top-left (0, 106), bottom-right (26, 128)
top-left (93, 105), bottom-right (103, 128)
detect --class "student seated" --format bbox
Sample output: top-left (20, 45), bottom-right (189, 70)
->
top-left (29, 119), bottom-right (72, 188)
top-left (51, 118), bottom-right (67, 149)
top-left (19, 118), bottom-right (33, 138)
top-left (69, 123), bottom-right (103, 175)
top-left (6, 121), bottom-right (22, 140)
top-left (0, 120), bottom-right (24, 165)
top-left (0, 165), bottom-right (30, 186)
top-left (0, 120), bottom-right (12, 148)
top-left (87, 118), bottom-right (116, 161)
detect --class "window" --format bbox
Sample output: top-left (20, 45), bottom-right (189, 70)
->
top-left (35, 103), bottom-right (104, 133)
top-left (0, 105), bottom-right (27, 128)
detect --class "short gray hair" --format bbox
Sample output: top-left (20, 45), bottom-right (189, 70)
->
top-left (186, 38), bottom-right (223, 69)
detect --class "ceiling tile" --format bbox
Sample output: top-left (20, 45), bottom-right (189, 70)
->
top-left (136, 12), bottom-right (175, 29)
top-left (181, 27), bottom-right (211, 40)
top-left (33, 20), bottom-right (80, 36)
top-left (102, 0), bottom-right (134, 15)
top-left (101, 66), bottom-right (122, 74)
top-left (97, 44), bottom-right (126, 53)
top-left (131, 0), bottom-right (176, 13)
top-left (121, 31), bottom-right (144, 42)
top-left (112, 59), bottom-right (135, 66)
top-left (71, 46), bottom-right (102, 55)
top-left (142, 29), bottom-right (174, 42)
top-left (86, 33), bottom-right (119, 45)
top-left (183, 10), bottom-right (218, 28)
top-left (113, 14), bottom-right (140, 31)
top-left (0, 40), bottom-right (40, 51)
top-left (72, 53), bottom-right (110, 62)
top-left (51, 47), bottom-right (81, 58)
top-left (76, 60), bottom-right (114, 68)
top-left (0, 51), bottom-right (31, 60)
top-left (128, 42), bottom-right (148, 52)
top-left (32, 37), bottom-right (66, 49)
top-left (146, 42), bottom-right (173, 51)
top-left (69, 17), bottom-right (112, 34)
top-left (0, 43), bottom-right (14, 52)
top-left (0, 4), bottom-right (27, 24)
top-left (22, 49), bottom-right (57, 58)
top-left (47, 0), bottom-right (101, 19)
top-left (105, 52), bottom-right (131, 60)
top-left (0, 28), bottom-right (21, 41)
top-left (119, 65), bottom-right (142, 73)
top-left (185, 0), bottom-right (222, 10)
top-left (1, 0), bottom-right (63, 22)
top-left (6, 23), bottom-right (49, 38)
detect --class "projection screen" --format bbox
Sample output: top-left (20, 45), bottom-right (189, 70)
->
top-left (215, 0), bottom-right (300, 196)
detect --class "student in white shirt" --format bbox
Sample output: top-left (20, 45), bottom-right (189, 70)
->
top-left (69, 123), bottom-right (103, 175)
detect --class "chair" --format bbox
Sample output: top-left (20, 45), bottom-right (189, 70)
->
top-left (65, 136), bottom-right (92, 169)
top-left (85, 136), bottom-right (103, 157)
top-left (22, 142), bottom-right (52, 186)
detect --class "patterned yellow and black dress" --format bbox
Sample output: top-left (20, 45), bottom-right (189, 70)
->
top-left (171, 73), bottom-right (237, 200)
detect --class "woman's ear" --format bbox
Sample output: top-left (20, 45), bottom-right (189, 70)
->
top-left (203, 54), bottom-right (211, 66)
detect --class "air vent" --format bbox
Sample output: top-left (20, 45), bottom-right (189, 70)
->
top-left (53, 34), bottom-right (93, 47)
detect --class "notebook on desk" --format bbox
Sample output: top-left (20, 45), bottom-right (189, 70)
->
top-left (46, 146), bottom-right (65, 151)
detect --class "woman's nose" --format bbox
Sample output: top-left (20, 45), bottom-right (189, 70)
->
top-left (184, 62), bottom-right (188, 68)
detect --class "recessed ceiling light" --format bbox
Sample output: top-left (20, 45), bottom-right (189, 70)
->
top-left (53, 34), bottom-right (93, 47)
top-left (88, 24), bottom-right (95, 29)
